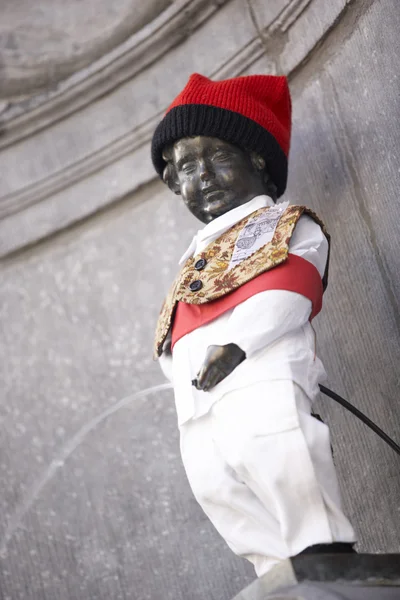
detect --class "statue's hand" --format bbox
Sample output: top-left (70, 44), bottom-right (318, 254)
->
top-left (192, 343), bottom-right (246, 392)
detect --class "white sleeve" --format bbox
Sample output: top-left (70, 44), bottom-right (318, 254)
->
top-left (288, 214), bottom-right (329, 277)
top-left (224, 215), bottom-right (328, 358)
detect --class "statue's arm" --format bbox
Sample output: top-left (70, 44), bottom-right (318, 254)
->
top-left (216, 216), bottom-right (328, 359)
top-left (193, 291), bottom-right (311, 391)
top-left (194, 217), bottom-right (328, 391)
top-left (224, 289), bottom-right (313, 358)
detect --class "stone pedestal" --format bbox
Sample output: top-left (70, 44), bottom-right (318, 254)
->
top-left (233, 554), bottom-right (400, 599)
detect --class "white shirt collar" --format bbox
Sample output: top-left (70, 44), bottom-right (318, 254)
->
top-left (179, 195), bottom-right (276, 265)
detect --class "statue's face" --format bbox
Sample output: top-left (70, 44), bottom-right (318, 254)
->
top-left (172, 136), bottom-right (266, 223)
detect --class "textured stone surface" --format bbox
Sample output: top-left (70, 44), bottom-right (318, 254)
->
top-left (286, 0), bottom-right (400, 552)
top-left (0, 0), bottom-right (400, 599)
top-left (248, 0), bottom-right (304, 33)
top-left (0, 0), bottom-right (171, 99)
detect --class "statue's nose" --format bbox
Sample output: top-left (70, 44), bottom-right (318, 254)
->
top-left (199, 161), bottom-right (214, 181)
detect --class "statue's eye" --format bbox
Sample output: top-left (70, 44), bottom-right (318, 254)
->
top-left (213, 151), bottom-right (232, 161)
top-left (181, 162), bottom-right (196, 174)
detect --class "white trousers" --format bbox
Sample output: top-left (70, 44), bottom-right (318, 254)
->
top-left (179, 380), bottom-right (356, 577)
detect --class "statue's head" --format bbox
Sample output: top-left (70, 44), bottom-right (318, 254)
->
top-left (151, 73), bottom-right (291, 223)
top-left (161, 136), bottom-right (277, 223)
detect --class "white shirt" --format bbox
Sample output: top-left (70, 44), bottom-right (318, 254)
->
top-left (159, 195), bottom-right (329, 426)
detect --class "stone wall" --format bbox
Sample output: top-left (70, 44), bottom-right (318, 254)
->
top-left (1, 1), bottom-right (399, 599)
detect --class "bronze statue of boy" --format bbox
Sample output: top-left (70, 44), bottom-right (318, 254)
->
top-left (151, 73), bottom-right (356, 577)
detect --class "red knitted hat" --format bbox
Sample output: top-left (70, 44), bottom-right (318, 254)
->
top-left (151, 73), bottom-right (292, 197)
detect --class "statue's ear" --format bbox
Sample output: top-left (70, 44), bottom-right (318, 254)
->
top-left (162, 163), bottom-right (181, 195)
top-left (250, 151), bottom-right (266, 172)
top-left (250, 151), bottom-right (278, 202)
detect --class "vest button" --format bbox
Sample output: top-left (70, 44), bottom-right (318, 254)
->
top-left (194, 258), bottom-right (207, 271)
top-left (189, 280), bottom-right (203, 292)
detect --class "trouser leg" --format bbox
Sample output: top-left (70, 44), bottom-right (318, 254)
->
top-left (211, 380), bottom-right (356, 575)
top-left (179, 380), bottom-right (356, 578)
top-left (295, 404), bottom-right (356, 544)
top-left (179, 412), bottom-right (287, 574)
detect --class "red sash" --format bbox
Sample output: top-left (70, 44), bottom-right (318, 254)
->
top-left (171, 254), bottom-right (323, 351)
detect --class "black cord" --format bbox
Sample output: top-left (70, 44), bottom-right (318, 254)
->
top-left (319, 384), bottom-right (400, 457)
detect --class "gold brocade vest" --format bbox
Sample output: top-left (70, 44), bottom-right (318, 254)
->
top-left (154, 205), bottom-right (330, 358)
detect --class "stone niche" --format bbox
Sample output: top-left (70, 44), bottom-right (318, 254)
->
top-left (1, 1), bottom-right (400, 600)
